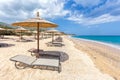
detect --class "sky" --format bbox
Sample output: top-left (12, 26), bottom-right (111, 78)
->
top-left (0, 0), bottom-right (120, 35)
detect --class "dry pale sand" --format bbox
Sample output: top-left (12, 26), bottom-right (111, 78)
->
top-left (69, 37), bottom-right (120, 80)
top-left (0, 36), bottom-right (115, 80)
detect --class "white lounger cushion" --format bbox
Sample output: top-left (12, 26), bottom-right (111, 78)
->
top-left (32, 58), bottom-right (59, 67)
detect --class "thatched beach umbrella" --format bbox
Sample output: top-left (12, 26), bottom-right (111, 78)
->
top-left (12, 12), bottom-right (57, 52)
top-left (32, 31), bottom-right (37, 39)
top-left (44, 32), bottom-right (49, 38)
top-left (15, 27), bottom-right (28, 39)
top-left (0, 28), bottom-right (6, 38)
top-left (40, 31), bottom-right (45, 39)
top-left (32, 30), bottom-right (43, 39)
top-left (46, 29), bottom-right (60, 42)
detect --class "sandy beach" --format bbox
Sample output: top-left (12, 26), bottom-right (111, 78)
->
top-left (69, 37), bottom-right (120, 80)
top-left (0, 36), bottom-right (115, 80)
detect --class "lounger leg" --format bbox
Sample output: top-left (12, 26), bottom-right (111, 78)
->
top-left (15, 62), bottom-right (28, 69)
top-left (58, 63), bottom-right (61, 73)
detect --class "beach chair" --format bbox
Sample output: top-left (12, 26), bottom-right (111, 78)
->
top-left (0, 43), bottom-right (8, 47)
top-left (15, 38), bottom-right (34, 42)
top-left (28, 48), bottom-right (44, 56)
top-left (0, 35), bottom-right (4, 39)
top-left (10, 55), bottom-right (61, 73)
top-left (54, 37), bottom-right (63, 42)
top-left (46, 42), bottom-right (63, 47)
top-left (28, 48), bottom-right (61, 59)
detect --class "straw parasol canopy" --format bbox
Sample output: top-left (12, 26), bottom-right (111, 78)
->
top-left (32, 30), bottom-right (44, 39)
top-left (12, 12), bottom-right (58, 52)
top-left (46, 29), bottom-right (61, 42)
top-left (15, 27), bottom-right (28, 39)
top-left (46, 29), bottom-right (61, 35)
top-left (12, 12), bottom-right (57, 28)
top-left (15, 27), bottom-right (28, 32)
top-left (0, 28), bottom-right (5, 34)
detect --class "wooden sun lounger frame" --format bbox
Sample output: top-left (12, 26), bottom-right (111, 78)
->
top-left (46, 42), bottom-right (63, 47)
top-left (10, 55), bottom-right (61, 73)
top-left (54, 37), bottom-right (63, 42)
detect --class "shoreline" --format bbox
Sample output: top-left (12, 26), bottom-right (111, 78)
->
top-left (68, 37), bottom-right (120, 80)
top-left (72, 36), bottom-right (120, 50)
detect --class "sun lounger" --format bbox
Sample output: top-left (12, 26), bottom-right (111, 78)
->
top-left (46, 42), bottom-right (63, 47)
top-left (28, 48), bottom-right (44, 56)
top-left (28, 48), bottom-right (46, 58)
top-left (0, 43), bottom-right (8, 47)
top-left (28, 48), bottom-right (44, 53)
top-left (15, 38), bottom-right (34, 42)
top-left (28, 48), bottom-right (61, 58)
top-left (0, 35), bottom-right (4, 39)
top-left (10, 55), bottom-right (61, 73)
top-left (43, 51), bottom-right (60, 58)
top-left (54, 37), bottom-right (63, 42)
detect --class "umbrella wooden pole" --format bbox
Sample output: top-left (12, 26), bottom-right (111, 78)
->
top-left (37, 23), bottom-right (39, 52)
top-left (52, 32), bottom-right (54, 43)
top-left (42, 33), bottom-right (43, 39)
top-left (34, 33), bottom-right (36, 39)
top-left (20, 30), bottom-right (22, 40)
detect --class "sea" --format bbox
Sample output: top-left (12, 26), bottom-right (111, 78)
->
top-left (73, 36), bottom-right (120, 49)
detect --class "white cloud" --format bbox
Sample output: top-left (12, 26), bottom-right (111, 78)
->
top-left (87, 14), bottom-right (120, 25)
top-left (68, 14), bottom-right (120, 25)
top-left (0, 0), bottom-right (69, 23)
top-left (33, 0), bottom-right (70, 18)
top-left (0, 0), bottom-right (120, 26)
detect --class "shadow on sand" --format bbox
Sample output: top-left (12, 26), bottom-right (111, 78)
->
top-left (43, 51), bottom-right (69, 62)
top-left (28, 49), bottom-right (69, 62)
top-left (0, 43), bottom-right (15, 48)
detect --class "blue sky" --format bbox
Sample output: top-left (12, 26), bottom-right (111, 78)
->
top-left (0, 0), bottom-right (120, 35)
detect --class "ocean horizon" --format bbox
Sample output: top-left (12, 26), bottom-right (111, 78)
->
top-left (73, 35), bottom-right (120, 47)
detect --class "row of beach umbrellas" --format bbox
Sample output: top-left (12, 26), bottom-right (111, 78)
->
top-left (0, 12), bottom-right (65, 53)
top-left (0, 25), bottom-right (63, 42)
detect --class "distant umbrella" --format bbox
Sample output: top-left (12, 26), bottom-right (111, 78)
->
top-left (15, 27), bottom-right (28, 39)
top-left (0, 28), bottom-right (6, 38)
top-left (46, 29), bottom-right (61, 43)
top-left (32, 31), bottom-right (37, 39)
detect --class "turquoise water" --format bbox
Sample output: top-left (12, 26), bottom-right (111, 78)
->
top-left (73, 36), bottom-right (120, 46)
